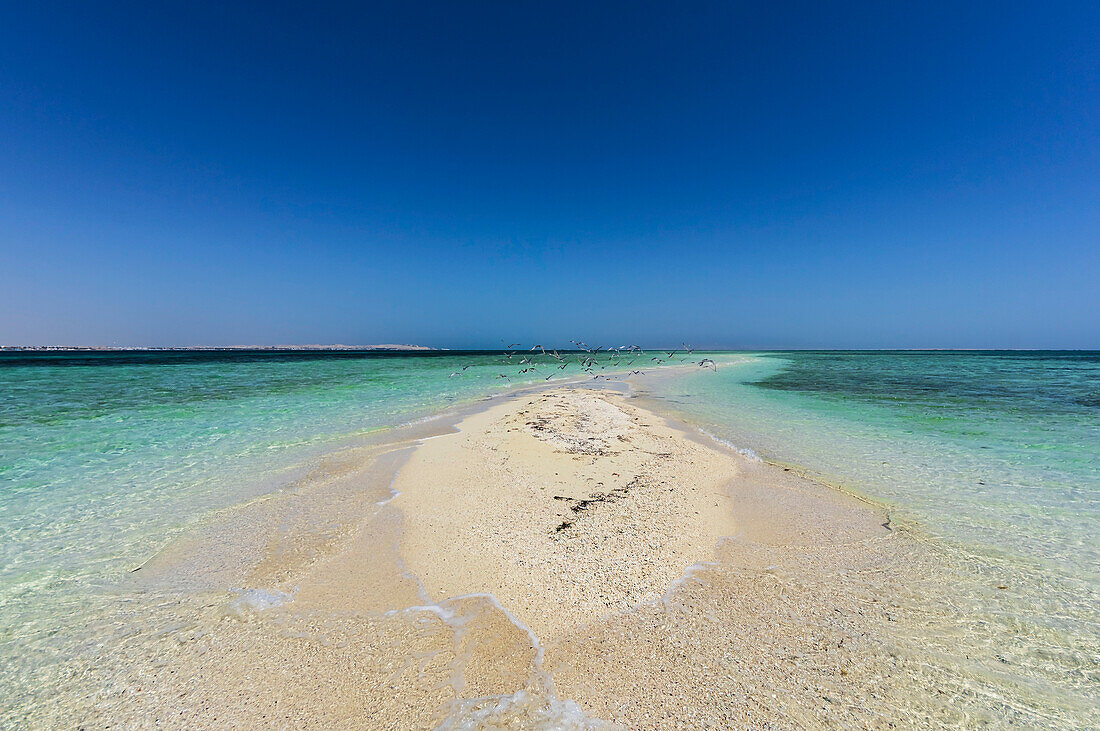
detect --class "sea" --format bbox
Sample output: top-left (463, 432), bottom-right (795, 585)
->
top-left (0, 349), bottom-right (1096, 724)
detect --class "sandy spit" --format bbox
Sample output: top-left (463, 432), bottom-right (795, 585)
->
top-left (67, 385), bottom-right (971, 729)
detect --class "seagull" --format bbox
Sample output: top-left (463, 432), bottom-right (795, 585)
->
top-left (697, 358), bottom-right (717, 371)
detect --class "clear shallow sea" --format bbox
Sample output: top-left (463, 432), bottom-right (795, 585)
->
top-left (0, 349), bottom-right (624, 715)
top-left (641, 351), bottom-right (1100, 721)
top-left (1, 349), bottom-right (1097, 721)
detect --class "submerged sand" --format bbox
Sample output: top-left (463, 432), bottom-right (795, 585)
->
top-left (51, 384), bottom-right (1033, 728)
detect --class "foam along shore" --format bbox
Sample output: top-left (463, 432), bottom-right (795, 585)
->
top-left (78, 385), bottom-right (967, 728)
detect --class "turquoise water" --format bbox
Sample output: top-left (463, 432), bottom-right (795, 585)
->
top-left (1, 349), bottom-right (1097, 721)
top-left (641, 351), bottom-right (1100, 720)
top-left (0, 348), bottom-right (662, 715)
top-left (646, 352), bottom-right (1100, 574)
top-left (0, 349), bottom-right (657, 586)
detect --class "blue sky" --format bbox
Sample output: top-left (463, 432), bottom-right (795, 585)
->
top-left (1, 1), bottom-right (1097, 348)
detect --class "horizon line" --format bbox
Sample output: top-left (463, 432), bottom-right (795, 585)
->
top-left (2, 345), bottom-right (1098, 353)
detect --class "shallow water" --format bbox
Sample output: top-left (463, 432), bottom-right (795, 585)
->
top-left (0, 348), bottom-right (672, 721)
top-left (1, 349), bottom-right (1097, 724)
top-left (640, 351), bottom-right (1100, 723)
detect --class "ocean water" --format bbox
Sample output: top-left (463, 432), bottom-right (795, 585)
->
top-left (641, 351), bottom-right (1100, 721)
top-left (0, 348), bottom-right (661, 717)
top-left (1, 349), bottom-right (1097, 722)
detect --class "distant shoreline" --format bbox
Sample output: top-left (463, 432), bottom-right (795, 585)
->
top-left (0, 344), bottom-right (442, 352)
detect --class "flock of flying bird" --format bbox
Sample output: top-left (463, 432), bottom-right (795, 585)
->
top-left (448, 342), bottom-right (717, 381)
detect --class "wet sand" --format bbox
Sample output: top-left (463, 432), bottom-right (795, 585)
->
top-left (61, 384), bottom-right (984, 728)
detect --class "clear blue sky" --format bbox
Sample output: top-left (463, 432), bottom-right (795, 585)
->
top-left (1, 2), bottom-right (1097, 348)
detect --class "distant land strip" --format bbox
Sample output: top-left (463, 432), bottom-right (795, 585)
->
top-left (0, 344), bottom-right (442, 352)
